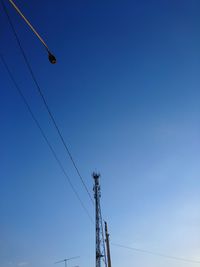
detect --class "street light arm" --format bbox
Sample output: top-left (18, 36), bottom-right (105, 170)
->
top-left (8, 0), bottom-right (49, 50)
top-left (7, 0), bottom-right (56, 63)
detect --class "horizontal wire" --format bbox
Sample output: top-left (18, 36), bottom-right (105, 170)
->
top-left (112, 243), bottom-right (200, 264)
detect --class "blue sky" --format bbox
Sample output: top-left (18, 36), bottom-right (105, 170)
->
top-left (0, 1), bottom-right (200, 267)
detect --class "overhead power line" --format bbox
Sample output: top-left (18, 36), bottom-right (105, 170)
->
top-left (0, 54), bottom-right (94, 224)
top-left (1, 0), bottom-right (94, 204)
top-left (111, 243), bottom-right (200, 264)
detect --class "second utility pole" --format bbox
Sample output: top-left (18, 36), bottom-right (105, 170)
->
top-left (105, 222), bottom-right (112, 267)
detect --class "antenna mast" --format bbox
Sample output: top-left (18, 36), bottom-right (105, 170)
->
top-left (93, 172), bottom-right (103, 267)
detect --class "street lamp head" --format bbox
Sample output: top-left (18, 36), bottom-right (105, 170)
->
top-left (48, 51), bottom-right (56, 64)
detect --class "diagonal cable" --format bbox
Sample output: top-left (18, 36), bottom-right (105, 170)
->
top-left (0, 54), bottom-right (94, 224)
top-left (1, 0), bottom-right (94, 205)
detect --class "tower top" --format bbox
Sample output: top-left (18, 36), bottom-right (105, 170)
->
top-left (92, 172), bottom-right (100, 180)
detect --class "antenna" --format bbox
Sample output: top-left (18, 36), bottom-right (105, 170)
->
top-left (55, 257), bottom-right (80, 267)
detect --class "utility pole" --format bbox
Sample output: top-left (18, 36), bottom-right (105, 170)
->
top-left (93, 172), bottom-right (103, 267)
top-left (105, 222), bottom-right (112, 267)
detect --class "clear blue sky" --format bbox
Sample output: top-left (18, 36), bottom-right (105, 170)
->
top-left (0, 1), bottom-right (200, 267)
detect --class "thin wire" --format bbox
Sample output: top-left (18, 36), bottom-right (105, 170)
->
top-left (1, 0), bottom-right (94, 205)
top-left (0, 54), bottom-right (94, 224)
top-left (111, 243), bottom-right (200, 264)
